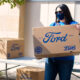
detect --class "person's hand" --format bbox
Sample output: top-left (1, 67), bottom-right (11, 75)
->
top-left (74, 24), bottom-right (80, 30)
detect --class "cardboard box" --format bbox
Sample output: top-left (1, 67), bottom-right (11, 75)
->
top-left (16, 66), bottom-right (44, 80)
top-left (0, 38), bottom-right (24, 59)
top-left (32, 25), bottom-right (80, 58)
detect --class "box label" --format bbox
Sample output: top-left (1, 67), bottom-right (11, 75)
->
top-left (35, 46), bottom-right (42, 54)
top-left (43, 32), bottom-right (68, 43)
top-left (64, 45), bottom-right (76, 51)
top-left (11, 44), bottom-right (20, 51)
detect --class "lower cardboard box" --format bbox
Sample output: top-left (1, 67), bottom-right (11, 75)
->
top-left (16, 66), bottom-right (44, 80)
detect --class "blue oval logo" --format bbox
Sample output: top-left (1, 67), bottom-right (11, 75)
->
top-left (35, 46), bottom-right (42, 54)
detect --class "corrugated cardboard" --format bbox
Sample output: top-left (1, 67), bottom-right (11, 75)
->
top-left (16, 66), bottom-right (44, 80)
top-left (32, 25), bottom-right (80, 58)
top-left (0, 38), bottom-right (24, 59)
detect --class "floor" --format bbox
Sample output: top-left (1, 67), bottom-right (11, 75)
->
top-left (0, 55), bottom-right (80, 80)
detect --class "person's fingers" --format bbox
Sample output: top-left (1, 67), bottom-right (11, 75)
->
top-left (73, 24), bottom-right (80, 30)
top-left (76, 24), bottom-right (80, 30)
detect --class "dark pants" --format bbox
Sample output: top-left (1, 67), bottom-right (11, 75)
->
top-left (45, 58), bottom-right (74, 80)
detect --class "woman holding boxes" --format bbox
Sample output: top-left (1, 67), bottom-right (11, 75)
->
top-left (45, 4), bottom-right (80, 80)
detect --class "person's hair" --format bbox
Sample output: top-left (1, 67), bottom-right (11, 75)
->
top-left (55, 4), bottom-right (73, 24)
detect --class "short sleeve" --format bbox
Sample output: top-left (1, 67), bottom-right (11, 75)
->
top-left (49, 22), bottom-right (56, 26)
top-left (70, 21), bottom-right (78, 25)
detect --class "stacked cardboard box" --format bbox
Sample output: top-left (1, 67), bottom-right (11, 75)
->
top-left (0, 38), bottom-right (24, 59)
top-left (16, 66), bottom-right (44, 80)
top-left (32, 25), bottom-right (80, 58)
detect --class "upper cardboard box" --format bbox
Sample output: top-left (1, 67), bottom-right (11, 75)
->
top-left (32, 25), bottom-right (80, 58)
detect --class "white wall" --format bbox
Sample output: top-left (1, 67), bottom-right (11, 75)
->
top-left (0, 4), bottom-right (19, 38)
top-left (75, 2), bottom-right (80, 23)
top-left (73, 1), bottom-right (80, 66)
top-left (0, 3), bottom-right (25, 38)
top-left (24, 2), bottom-right (75, 57)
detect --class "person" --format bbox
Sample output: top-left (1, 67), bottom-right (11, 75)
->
top-left (45, 4), bottom-right (80, 80)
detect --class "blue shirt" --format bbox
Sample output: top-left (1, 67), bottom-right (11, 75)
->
top-left (49, 21), bottom-right (78, 60)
